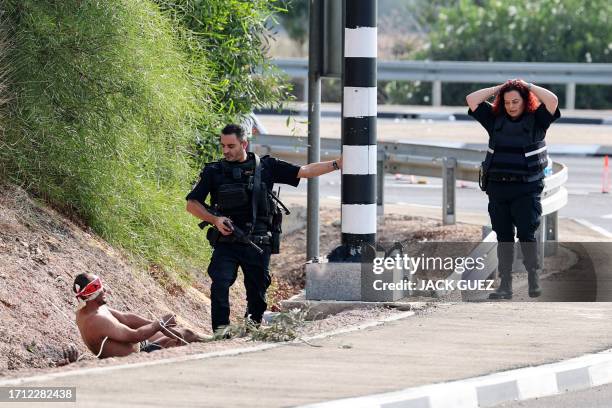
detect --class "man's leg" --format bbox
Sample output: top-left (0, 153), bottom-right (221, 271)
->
top-left (239, 245), bottom-right (272, 325)
top-left (207, 243), bottom-right (239, 332)
top-left (145, 336), bottom-right (180, 350)
top-left (148, 328), bottom-right (207, 345)
top-left (488, 198), bottom-right (515, 299)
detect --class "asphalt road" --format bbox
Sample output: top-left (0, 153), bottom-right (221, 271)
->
top-left (282, 155), bottom-right (612, 236)
top-left (258, 113), bottom-right (612, 145)
top-left (8, 303), bottom-right (612, 408)
top-left (497, 382), bottom-right (612, 407)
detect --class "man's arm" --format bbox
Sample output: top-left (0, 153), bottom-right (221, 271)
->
top-left (466, 83), bottom-right (505, 112)
top-left (109, 308), bottom-right (152, 329)
top-left (297, 157), bottom-right (342, 179)
top-left (91, 315), bottom-right (163, 344)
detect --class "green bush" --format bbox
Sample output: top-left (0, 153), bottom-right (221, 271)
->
top-left (385, 0), bottom-right (612, 109)
top-left (277, 0), bottom-right (309, 46)
top-left (0, 0), bottom-right (219, 278)
top-left (155, 0), bottom-right (293, 122)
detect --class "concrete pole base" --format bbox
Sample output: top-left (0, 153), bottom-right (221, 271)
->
top-left (305, 260), bottom-right (409, 302)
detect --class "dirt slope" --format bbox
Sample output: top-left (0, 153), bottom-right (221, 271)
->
top-left (0, 184), bottom-right (219, 373)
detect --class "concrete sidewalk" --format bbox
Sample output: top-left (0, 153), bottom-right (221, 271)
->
top-left (7, 303), bottom-right (612, 407)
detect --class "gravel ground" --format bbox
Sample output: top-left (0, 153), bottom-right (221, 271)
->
top-left (268, 208), bottom-right (482, 308)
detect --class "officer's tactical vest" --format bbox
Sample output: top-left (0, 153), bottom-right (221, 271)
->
top-left (209, 153), bottom-right (272, 234)
top-left (483, 112), bottom-right (548, 182)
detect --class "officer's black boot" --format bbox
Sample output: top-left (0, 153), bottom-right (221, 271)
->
top-left (527, 269), bottom-right (542, 298)
top-left (488, 273), bottom-right (513, 300)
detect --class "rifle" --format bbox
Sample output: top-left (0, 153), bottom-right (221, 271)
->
top-left (198, 206), bottom-right (264, 255)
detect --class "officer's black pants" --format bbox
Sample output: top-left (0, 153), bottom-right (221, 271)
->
top-left (207, 242), bottom-right (272, 332)
top-left (487, 180), bottom-right (544, 275)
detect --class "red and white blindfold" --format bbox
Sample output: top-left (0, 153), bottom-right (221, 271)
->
top-left (75, 276), bottom-right (104, 300)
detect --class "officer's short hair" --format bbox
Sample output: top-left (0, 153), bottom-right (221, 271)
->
top-left (221, 124), bottom-right (245, 142)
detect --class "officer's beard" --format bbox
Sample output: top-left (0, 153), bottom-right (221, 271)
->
top-left (224, 151), bottom-right (247, 162)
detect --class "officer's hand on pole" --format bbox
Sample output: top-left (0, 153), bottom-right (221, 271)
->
top-left (337, 156), bottom-right (342, 170)
top-left (214, 216), bottom-right (234, 236)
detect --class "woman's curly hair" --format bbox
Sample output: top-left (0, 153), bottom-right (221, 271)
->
top-left (492, 79), bottom-right (539, 116)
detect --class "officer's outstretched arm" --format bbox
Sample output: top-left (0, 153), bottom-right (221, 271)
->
top-left (297, 157), bottom-right (342, 178)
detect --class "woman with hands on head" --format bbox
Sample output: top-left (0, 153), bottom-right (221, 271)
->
top-left (466, 79), bottom-right (560, 300)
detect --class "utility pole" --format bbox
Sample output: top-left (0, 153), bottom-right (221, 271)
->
top-left (340, 0), bottom-right (378, 255)
top-left (306, 0), bottom-right (322, 261)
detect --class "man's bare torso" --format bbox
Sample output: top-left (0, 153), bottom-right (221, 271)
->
top-left (76, 305), bottom-right (138, 358)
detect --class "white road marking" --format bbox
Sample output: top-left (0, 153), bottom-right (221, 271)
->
top-left (573, 218), bottom-right (612, 239)
top-left (386, 183), bottom-right (440, 189)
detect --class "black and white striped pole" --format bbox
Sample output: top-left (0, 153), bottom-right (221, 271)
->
top-left (341, 0), bottom-right (377, 252)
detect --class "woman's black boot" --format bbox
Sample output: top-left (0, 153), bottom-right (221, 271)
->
top-left (489, 274), bottom-right (513, 300)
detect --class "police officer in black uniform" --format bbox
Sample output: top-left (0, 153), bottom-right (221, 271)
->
top-left (186, 124), bottom-right (342, 332)
top-left (467, 79), bottom-right (560, 300)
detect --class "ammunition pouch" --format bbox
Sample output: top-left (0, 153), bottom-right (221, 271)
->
top-left (217, 183), bottom-right (250, 212)
top-left (478, 163), bottom-right (489, 192)
top-left (270, 205), bottom-right (283, 254)
top-left (251, 234), bottom-right (272, 246)
top-left (270, 231), bottom-right (281, 254)
top-left (206, 226), bottom-right (220, 247)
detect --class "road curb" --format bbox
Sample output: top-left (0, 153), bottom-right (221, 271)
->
top-left (572, 218), bottom-right (612, 239)
top-left (299, 348), bottom-right (612, 408)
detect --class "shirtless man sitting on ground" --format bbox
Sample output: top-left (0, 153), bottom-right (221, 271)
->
top-left (73, 273), bottom-right (205, 358)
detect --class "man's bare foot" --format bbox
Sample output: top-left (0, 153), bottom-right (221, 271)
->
top-left (183, 329), bottom-right (211, 343)
top-left (56, 344), bottom-right (80, 367)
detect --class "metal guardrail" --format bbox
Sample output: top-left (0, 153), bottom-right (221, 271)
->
top-left (273, 58), bottom-right (612, 109)
top-left (250, 132), bottom-right (568, 228)
top-left (252, 133), bottom-right (569, 285)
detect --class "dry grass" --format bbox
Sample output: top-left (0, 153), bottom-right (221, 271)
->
top-left (212, 308), bottom-right (309, 343)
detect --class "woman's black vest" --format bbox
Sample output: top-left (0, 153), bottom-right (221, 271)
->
top-left (483, 112), bottom-right (548, 182)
